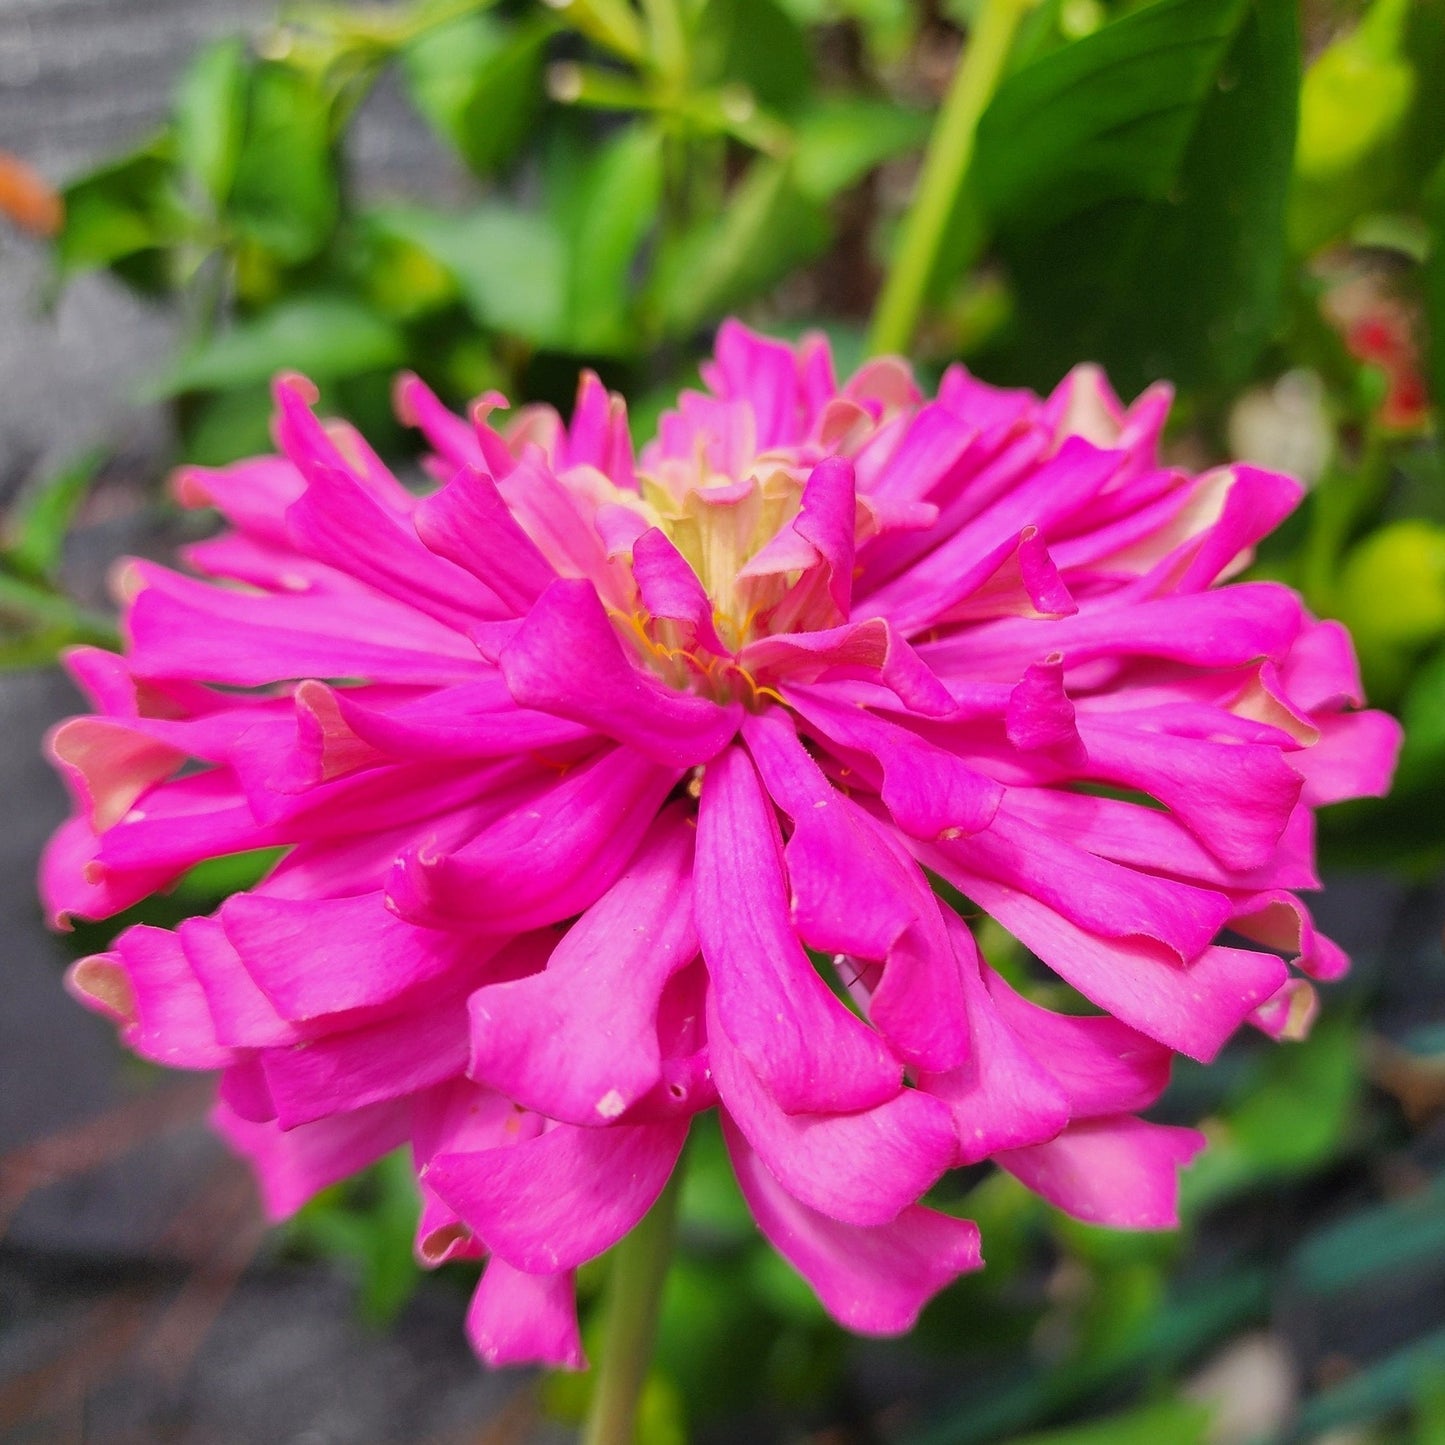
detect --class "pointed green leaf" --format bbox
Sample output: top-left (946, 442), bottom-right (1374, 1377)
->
top-left (1000, 1399), bottom-right (1212, 1445)
top-left (228, 62), bottom-right (340, 265)
top-left (55, 137), bottom-right (188, 291)
top-left (401, 14), bottom-right (551, 177)
top-left (372, 205), bottom-right (568, 347)
top-left (973, 0), bottom-right (1298, 392)
top-left (792, 97), bottom-right (930, 201)
top-left (149, 294), bottom-right (405, 397)
top-left (651, 159), bottom-right (829, 335)
top-left (562, 124), bottom-right (664, 354)
top-left (174, 36), bottom-right (250, 205)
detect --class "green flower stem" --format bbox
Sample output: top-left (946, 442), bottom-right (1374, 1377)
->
top-left (581, 1167), bottom-right (684, 1445)
top-left (867, 0), bottom-right (1034, 357)
top-left (545, 0), bottom-right (648, 64)
top-left (641, 0), bottom-right (689, 86)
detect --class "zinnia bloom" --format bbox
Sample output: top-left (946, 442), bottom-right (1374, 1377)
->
top-left (45, 322), bottom-right (1400, 1367)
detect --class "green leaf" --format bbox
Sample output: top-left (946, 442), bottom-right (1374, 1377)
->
top-left (0, 627), bottom-right (87, 671)
top-left (1182, 1013), bottom-right (1362, 1210)
top-left (561, 124), bottom-right (664, 354)
top-left (999, 1398), bottom-right (1213, 1445)
top-left (694, 0), bottom-right (814, 116)
top-left (973, 0), bottom-right (1298, 393)
top-left (171, 846), bottom-right (287, 903)
top-left (228, 62), bottom-right (340, 265)
top-left (371, 204), bottom-right (568, 348)
top-left (150, 294), bottom-right (405, 397)
top-left (792, 97), bottom-right (930, 201)
top-left (55, 138), bottom-right (188, 289)
top-left (910, 1270), bottom-right (1268, 1445)
top-left (401, 14), bottom-right (551, 177)
top-left (1418, 1369), bottom-right (1445, 1445)
top-left (1295, 1326), bottom-right (1445, 1439)
top-left (180, 383), bottom-right (277, 467)
top-left (3, 448), bottom-right (105, 583)
top-left (651, 159), bottom-right (829, 336)
top-left (173, 36), bottom-right (250, 205)
top-left (1290, 1175), bottom-right (1445, 1298)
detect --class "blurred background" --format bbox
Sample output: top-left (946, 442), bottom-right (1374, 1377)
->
top-left (2, 0), bottom-right (1444, 1440)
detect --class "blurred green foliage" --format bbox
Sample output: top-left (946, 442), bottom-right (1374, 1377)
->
top-left (10, 0), bottom-right (1445, 1440)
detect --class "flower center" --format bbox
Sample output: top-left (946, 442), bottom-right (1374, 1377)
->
top-left (642, 458), bottom-right (810, 650)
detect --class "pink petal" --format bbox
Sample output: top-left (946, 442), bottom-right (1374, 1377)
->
top-left (285, 464), bottom-right (505, 630)
top-left (997, 1115), bottom-right (1205, 1228)
top-left (500, 579), bottom-right (740, 766)
top-left (702, 320), bottom-right (810, 449)
top-left (413, 466), bottom-right (558, 614)
top-left (743, 708), bottom-right (967, 1071)
top-left (324, 679), bottom-right (593, 762)
top-left (695, 744), bottom-right (903, 1115)
top-left (915, 920), bottom-right (1071, 1162)
top-left (1280, 619), bottom-right (1364, 710)
top-left (393, 372), bottom-right (486, 472)
top-left (708, 989), bottom-right (956, 1225)
top-left (173, 454), bottom-right (305, 546)
top-left (424, 1118), bottom-right (688, 1272)
top-left (982, 965), bottom-right (1173, 1117)
top-left (925, 582), bottom-right (1305, 681)
top-left (182, 914), bottom-right (302, 1049)
top-left (559, 369), bottom-right (635, 490)
top-left (1005, 657), bottom-right (1083, 760)
top-left (630, 528), bottom-right (727, 654)
top-left (865, 435), bottom-right (1123, 625)
top-left (468, 808), bottom-right (698, 1124)
top-left (788, 690), bottom-right (1002, 841)
top-left (213, 1094), bottom-right (411, 1220)
top-left (466, 1259), bottom-right (585, 1370)
top-left (1291, 710), bottom-right (1402, 806)
top-left (937, 526), bottom-right (1077, 626)
top-left (724, 1120), bottom-right (983, 1334)
top-left (924, 842), bottom-right (1287, 1060)
top-left (220, 891), bottom-right (474, 1021)
top-left (949, 803), bottom-right (1233, 964)
top-left (65, 924), bottom-right (230, 1069)
top-left (388, 745), bottom-right (678, 930)
top-left (125, 561), bottom-right (482, 687)
top-left (1073, 717), bottom-right (1303, 872)
top-left (745, 620), bottom-right (956, 716)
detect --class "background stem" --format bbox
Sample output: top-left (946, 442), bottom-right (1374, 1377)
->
top-left (867, 0), bottom-right (1033, 357)
top-left (580, 1168), bottom-right (684, 1445)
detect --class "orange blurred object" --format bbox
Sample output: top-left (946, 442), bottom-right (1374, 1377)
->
top-left (0, 151), bottom-right (63, 238)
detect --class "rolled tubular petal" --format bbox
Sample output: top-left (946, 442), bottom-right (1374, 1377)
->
top-left (695, 744), bottom-right (903, 1115)
top-left (997, 1115), bottom-right (1206, 1228)
top-left (468, 808), bottom-right (699, 1124)
top-left (387, 746), bottom-right (679, 930)
top-left (466, 1260), bottom-right (585, 1370)
top-left (424, 1118), bottom-right (688, 1273)
top-left (500, 579), bottom-right (741, 766)
top-left (724, 1118), bottom-right (983, 1334)
top-left (707, 988), bottom-right (957, 1225)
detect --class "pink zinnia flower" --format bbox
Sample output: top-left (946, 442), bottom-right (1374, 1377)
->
top-left (45, 322), bottom-right (1400, 1367)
